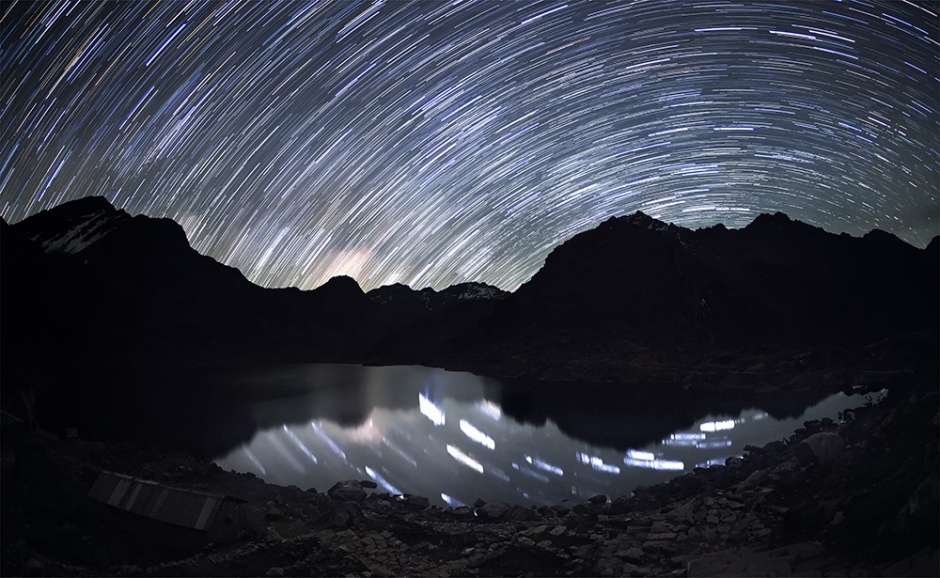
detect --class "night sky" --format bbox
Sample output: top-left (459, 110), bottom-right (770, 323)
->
top-left (2, 0), bottom-right (937, 292)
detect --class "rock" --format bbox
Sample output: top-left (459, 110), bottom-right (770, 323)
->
top-left (363, 561), bottom-right (395, 577)
top-left (669, 500), bottom-right (695, 525)
top-left (522, 524), bottom-right (549, 537)
top-left (504, 504), bottom-right (538, 521)
top-left (476, 500), bottom-right (511, 520)
top-left (797, 432), bottom-right (845, 466)
top-left (265, 567), bottom-right (285, 577)
top-left (769, 457), bottom-right (802, 482)
top-left (548, 525), bottom-right (568, 536)
top-left (621, 562), bottom-right (643, 577)
top-left (608, 496), bottom-right (632, 515)
top-left (327, 480), bottom-right (367, 503)
top-left (687, 547), bottom-right (792, 577)
top-left (404, 495), bottom-right (430, 510)
top-left (643, 540), bottom-right (677, 555)
top-left (649, 520), bottom-right (674, 533)
top-left (467, 547), bottom-right (506, 568)
top-left (619, 547), bottom-right (644, 563)
top-left (536, 505), bottom-right (555, 517)
top-left (588, 494), bottom-right (608, 504)
top-left (763, 440), bottom-right (788, 454)
top-left (359, 480), bottom-right (378, 489)
top-left (571, 544), bottom-right (594, 559)
top-left (739, 469), bottom-right (766, 490)
top-left (573, 502), bottom-right (598, 514)
top-left (447, 506), bottom-right (473, 518)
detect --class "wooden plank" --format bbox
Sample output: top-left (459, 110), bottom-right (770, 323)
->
top-left (88, 471), bottom-right (224, 531)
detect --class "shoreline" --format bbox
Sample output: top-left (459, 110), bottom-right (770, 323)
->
top-left (2, 375), bottom-right (936, 577)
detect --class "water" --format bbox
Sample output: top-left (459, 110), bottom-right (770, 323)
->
top-left (213, 364), bottom-right (882, 507)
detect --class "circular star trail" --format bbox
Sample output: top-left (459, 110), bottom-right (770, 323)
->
top-left (2, 0), bottom-right (937, 291)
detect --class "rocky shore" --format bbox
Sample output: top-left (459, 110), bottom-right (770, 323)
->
top-left (2, 376), bottom-right (937, 577)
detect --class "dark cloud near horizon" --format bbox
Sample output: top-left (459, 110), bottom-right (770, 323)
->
top-left (2, 0), bottom-right (937, 291)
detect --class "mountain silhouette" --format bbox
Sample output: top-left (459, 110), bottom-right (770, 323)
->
top-left (3, 197), bottom-right (937, 415)
top-left (2, 199), bottom-right (387, 388)
top-left (439, 210), bottom-right (938, 382)
top-left (545, 210), bottom-right (934, 344)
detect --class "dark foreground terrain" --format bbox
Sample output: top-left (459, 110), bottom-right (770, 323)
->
top-left (2, 365), bottom-right (937, 578)
top-left (2, 199), bottom-right (937, 576)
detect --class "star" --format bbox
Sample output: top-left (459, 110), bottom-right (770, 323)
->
top-left (2, 0), bottom-right (937, 291)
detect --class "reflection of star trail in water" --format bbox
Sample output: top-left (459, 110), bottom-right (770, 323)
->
top-left (215, 382), bottom-right (874, 506)
top-left (283, 425), bottom-right (318, 465)
top-left (3, 1), bottom-right (937, 292)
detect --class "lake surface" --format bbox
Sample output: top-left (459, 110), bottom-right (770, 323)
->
top-left (214, 364), bottom-right (881, 507)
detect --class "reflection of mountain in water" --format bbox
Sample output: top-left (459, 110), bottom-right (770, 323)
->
top-left (51, 363), bottom-right (861, 465)
top-left (244, 365), bottom-right (863, 465)
top-left (214, 370), bottom-right (878, 506)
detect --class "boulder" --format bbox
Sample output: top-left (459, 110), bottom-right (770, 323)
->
top-left (327, 480), bottom-right (367, 503)
top-left (608, 496), bottom-right (633, 515)
top-left (475, 500), bottom-right (511, 520)
top-left (404, 495), bottom-right (430, 511)
top-left (503, 504), bottom-right (538, 521)
top-left (797, 432), bottom-right (845, 466)
top-left (619, 547), bottom-right (644, 564)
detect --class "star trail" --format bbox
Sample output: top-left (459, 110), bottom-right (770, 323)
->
top-left (2, 0), bottom-right (937, 291)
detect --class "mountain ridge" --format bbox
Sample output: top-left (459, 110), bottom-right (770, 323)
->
top-left (3, 196), bottom-right (936, 396)
top-left (11, 196), bottom-right (937, 290)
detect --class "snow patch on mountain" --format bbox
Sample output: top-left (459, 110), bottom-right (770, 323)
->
top-left (445, 282), bottom-right (507, 300)
top-left (25, 207), bottom-right (124, 255)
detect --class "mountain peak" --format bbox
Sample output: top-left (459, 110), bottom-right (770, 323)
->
top-left (316, 275), bottom-right (365, 297)
top-left (745, 211), bottom-right (794, 230)
top-left (862, 228), bottom-right (905, 245)
top-left (742, 212), bottom-right (839, 242)
top-left (12, 195), bottom-right (127, 255)
top-left (54, 195), bottom-right (116, 215)
top-left (596, 211), bottom-right (676, 235)
top-left (17, 195), bottom-right (119, 224)
top-left (623, 210), bottom-right (654, 223)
